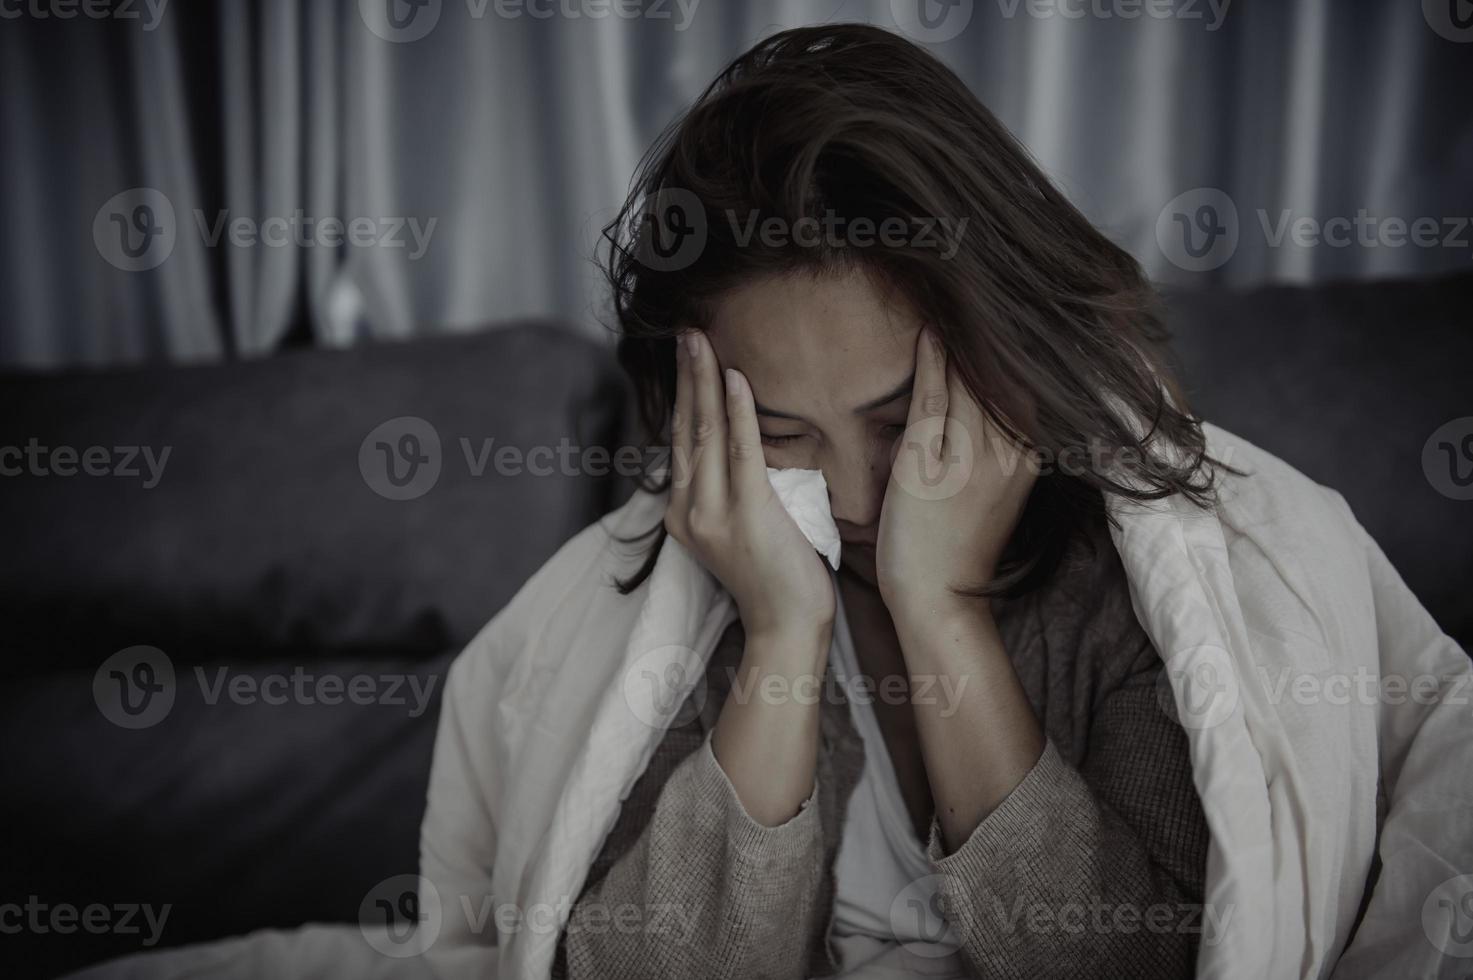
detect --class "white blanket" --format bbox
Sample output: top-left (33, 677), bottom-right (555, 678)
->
top-left (73, 424), bottom-right (1473, 980)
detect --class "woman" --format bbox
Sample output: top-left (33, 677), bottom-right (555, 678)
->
top-left (543, 22), bottom-right (1216, 980)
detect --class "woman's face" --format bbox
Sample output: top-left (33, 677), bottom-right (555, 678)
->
top-left (704, 268), bottom-right (922, 587)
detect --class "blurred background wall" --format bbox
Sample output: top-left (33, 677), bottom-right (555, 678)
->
top-left (0, 0), bottom-right (1470, 369)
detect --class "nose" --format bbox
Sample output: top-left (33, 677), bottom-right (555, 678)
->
top-left (821, 442), bottom-right (888, 535)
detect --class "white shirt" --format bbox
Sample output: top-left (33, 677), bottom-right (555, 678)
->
top-left (825, 572), bottom-right (969, 978)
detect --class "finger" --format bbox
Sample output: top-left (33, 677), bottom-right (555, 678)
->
top-left (669, 331), bottom-right (695, 511)
top-left (723, 367), bottom-right (767, 502)
top-left (899, 326), bottom-right (951, 477)
top-left (943, 356), bottom-right (981, 466)
top-left (907, 326), bottom-right (950, 430)
top-left (943, 354), bottom-right (985, 427)
top-left (686, 329), bottom-right (730, 515)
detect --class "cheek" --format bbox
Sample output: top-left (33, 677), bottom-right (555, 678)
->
top-left (821, 431), bottom-right (902, 491)
top-left (883, 427), bottom-right (905, 469)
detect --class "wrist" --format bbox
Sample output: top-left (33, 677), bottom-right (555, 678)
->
top-left (739, 599), bottom-right (834, 643)
top-left (744, 618), bottom-right (834, 672)
top-left (887, 588), bottom-right (994, 636)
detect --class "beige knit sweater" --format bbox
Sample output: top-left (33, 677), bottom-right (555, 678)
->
top-left (552, 525), bottom-right (1210, 979)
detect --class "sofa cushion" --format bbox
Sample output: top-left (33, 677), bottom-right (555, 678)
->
top-left (0, 323), bottom-right (629, 675)
top-left (0, 651), bottom-right (448, 977)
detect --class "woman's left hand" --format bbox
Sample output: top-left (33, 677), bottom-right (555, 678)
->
top-left (875, 327), bottom-right (1040, 624)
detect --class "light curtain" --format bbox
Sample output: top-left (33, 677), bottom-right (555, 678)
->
top-left (0, 0), bottom-right (1468, 368)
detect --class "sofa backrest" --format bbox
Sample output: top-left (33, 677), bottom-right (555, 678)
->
top-left (0, 322), bottom-right (631, 675)
top-left (1162, 270), bottom-right (1472, 648)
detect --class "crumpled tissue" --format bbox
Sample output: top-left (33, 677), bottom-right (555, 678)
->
top-left (766, 467), bottom-right (842, 570)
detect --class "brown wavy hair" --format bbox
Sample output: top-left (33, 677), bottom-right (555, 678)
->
top-left (601, 23), bottom-right (1220, 597)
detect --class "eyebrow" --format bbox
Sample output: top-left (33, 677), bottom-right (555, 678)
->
top-left (754, 371), bottom-right (915, 421)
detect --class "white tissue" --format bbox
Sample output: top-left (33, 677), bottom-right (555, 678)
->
top-left (766, 467), bottom-right (842, 570)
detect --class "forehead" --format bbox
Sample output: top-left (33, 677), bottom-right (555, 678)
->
top-left (705, 269), bottom-right (922, 416)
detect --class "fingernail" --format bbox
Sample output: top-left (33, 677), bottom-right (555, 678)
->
top-left (724, 367), bottom-right (739, 393)
top-left (674, 332), bottom-right (686, 361)
top-left (685, 331), bottom-right (702, 358)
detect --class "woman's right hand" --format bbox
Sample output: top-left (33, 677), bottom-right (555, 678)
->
top-left (663, 329), bottom-right (836, 646)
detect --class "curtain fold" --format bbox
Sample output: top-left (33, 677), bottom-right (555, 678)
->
top-left (0, 0), bottom-right (1468, 369)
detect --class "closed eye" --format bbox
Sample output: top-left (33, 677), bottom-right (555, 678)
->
top-left (759, 432), bottom-right (806, 447)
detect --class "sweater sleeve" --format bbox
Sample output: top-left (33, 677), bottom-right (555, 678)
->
top-left (556, 621), bottom-right (829, 980)
top-left (921, 639), bottom-right (1211, 980)
top-left (559, 732), bottom-right (825, 980)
